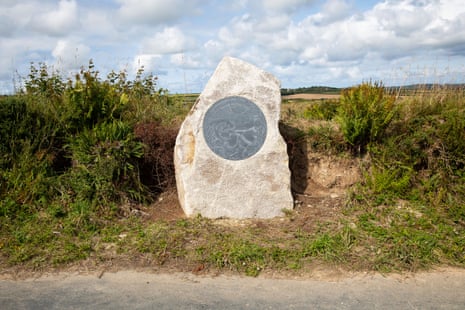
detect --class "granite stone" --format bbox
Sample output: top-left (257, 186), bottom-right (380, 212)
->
top-left (174, 56), bottom-right (293, 219)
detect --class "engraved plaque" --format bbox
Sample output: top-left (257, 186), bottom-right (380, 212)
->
top-left (203, 96), bottom-right (267, 160)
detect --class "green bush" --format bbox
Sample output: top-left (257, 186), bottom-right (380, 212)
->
top-left (63, 121), bottom-right (145, 205)
top-left (0, 94), bottom-right (62, 209)
top-left (306, 124), bottom-right (346, 154)
top-left (24, 62), bottom-right (65, 101)
top-left (0, 96), bottom-right (29, 163)
top-left (438, 110), bottom-right (465, 171)
top-left (336, 82), bottom-right (396, 153)
top-left (303, 99), bottom-right (339, 120)
top-left (0, 96), bottom-right (58, 167)
top-left (0, 61), bottom-right (182, 218)
top-left (351, 85), bottom-right (465, 242)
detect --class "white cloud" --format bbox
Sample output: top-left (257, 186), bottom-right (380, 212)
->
top-left (81, 10), bottom-right (117, 38)
top-left (116, 0), bottom-right (200, 25)
top-left (2, 1), bottom-right (465, 94)
top-left (262, 0), bottom-right (315, 13)
top-left (227, 0), bottom-right (249, 11)
top-left (317, 0), bottom-right (353, 24)
top-left (141, 27), bottom-right (195, 55)
top-left (256, 14), bottom-right (290, 32)
top-left (0, 16), bottom-right (15, 37)
top-left (282, 0), bottom-right (465, 66)
top-left (203, 40), bottom-right (227, 66)
top-left (205, 0), bottom-right (465, 89)
top-left (1, 0), bottom-right (18, 6)
top-left (372, 0), bottom-right (432, 37)
top-left (218, 14), bottom-right (255, 47)
top-left (132, 54), bottom-right (162, 72)
top-left (29, 0), bottom-right (80, 36)
top-left (213, 13), bottom-right (296, 65)
top-left (0, 35), bottom-right (57, 69)
top-left (52, 40), bottom-right (90, 71)
top-left (0, 2), bottom-right (40, 36)
top-left (170, 53), bottom-right (200, 69)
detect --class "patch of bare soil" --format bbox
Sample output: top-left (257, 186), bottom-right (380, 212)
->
top-left (144, 150), bottom-right (360, 234)
top-left (292, 151), bottom-right (360, 220)
top-left (147, 190), bottom-right (186, 222)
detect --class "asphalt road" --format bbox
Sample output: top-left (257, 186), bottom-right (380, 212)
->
top-left (1, 269), bottom-right (465, 309)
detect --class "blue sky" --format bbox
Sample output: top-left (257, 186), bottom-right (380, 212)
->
top-left (1, 0), bottom-right (465, 94)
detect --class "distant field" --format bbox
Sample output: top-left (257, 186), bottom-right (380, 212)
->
top-left (173, 93), bottom-right (341, 106)
top-left (282, 93), bottom-right (340, 100)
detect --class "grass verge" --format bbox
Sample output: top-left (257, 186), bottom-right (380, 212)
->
top-left (1, 67), bottom-right (464, 277)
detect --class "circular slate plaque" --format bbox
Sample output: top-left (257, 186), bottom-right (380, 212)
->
top-left (203, 96), bottom-right (267, 161)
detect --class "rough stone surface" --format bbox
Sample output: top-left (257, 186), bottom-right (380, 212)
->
top-left (174, 56), bottom-right (293, 219)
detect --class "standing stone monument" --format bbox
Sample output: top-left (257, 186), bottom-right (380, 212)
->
top-left (174, 56), bottom-right (293, 219)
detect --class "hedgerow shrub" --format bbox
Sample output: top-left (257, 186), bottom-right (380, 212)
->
top-left (134, 121), bottom-right (178, 194)
top-left (303, 99), bottom-right (339, 120)
top-left (0, 61), bottom-right (181, 218)
top-left (336, 82), bottom-right (397, 153)
top-left (63, 121), bottom-right (145, 205)
top-left (0, 94), bottom-right (62, 210)
top-left (0, 96), bottom-right (29, 164)
top-left (352, 85), bottom-right (465, 209)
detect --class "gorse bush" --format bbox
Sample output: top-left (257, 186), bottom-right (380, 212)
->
top-left (336, 81), bottom-right (397, 153)
top-left (24, 63), bottom-right (65, 101)
top-left (64, 68), bottom-right (124, 132)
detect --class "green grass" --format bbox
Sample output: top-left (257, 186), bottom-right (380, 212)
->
top-left (1, 64), bottom-right (464, 276)
top-left (109, 216), bottom-right (354, 276)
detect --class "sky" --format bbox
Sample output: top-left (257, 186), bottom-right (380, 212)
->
top-left (1, 0), bottom-right (465, 94)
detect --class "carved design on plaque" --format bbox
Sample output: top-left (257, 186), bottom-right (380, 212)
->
top-left (202, 96), bottom-right (267, 161)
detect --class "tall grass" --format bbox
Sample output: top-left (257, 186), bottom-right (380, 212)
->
top-left (285, 82), bottom-right (465, 271)
top-left (1, 64), bottom-right (464, 274)
top-left (344, 83), bottom-right (465, 270)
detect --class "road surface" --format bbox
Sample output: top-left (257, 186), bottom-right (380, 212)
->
top-left (1, 269), bottom-right (464, 309)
